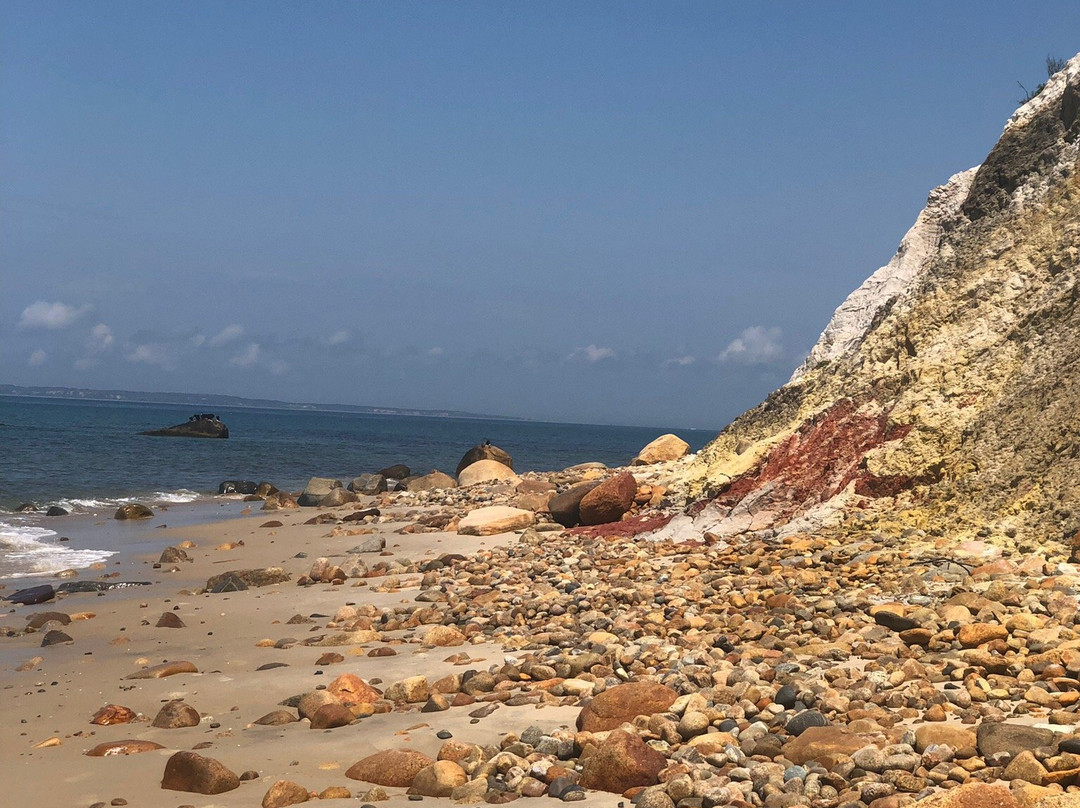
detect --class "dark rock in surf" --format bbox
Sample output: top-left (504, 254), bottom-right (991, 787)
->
top-left (378, 464), bottom-right (411, 480)
top-left (15, 502), bottom-right (38, 513)
top-left (45, 506), bottom-right (68, 516)
top-left (218, 480), bottom-right (257, 495)
top-left (115, 503), bottom-right (153, 520)
top-left (141, 413), bottom-right (228, 439)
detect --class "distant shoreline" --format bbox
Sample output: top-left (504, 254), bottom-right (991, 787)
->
top-left (0, 384), bottom-right (528, 422)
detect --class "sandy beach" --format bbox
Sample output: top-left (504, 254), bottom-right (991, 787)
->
top-left (0, 484), bottom-right (632, 808)
top-left (7, 454), bottom-right (1080, 808)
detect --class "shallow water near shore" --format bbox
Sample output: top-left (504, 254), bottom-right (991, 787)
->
top-left (0, 395), bottom-right (712, 578)
top-left (0, 499), bottom-right (253, 580)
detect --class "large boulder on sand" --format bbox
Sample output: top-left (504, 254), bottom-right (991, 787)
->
top-left (319, 487), bottom-right (356, 507)
top-left (548, 481), bottom-right (601, 528)
top-left (409, 760), bottom-right (467, 797)
top-left (457, 506), bottom-right (535, 536)
top-left (632, 433), bottom-right (690, 465)
top-left (161, 750), bottom-right (240, 794)
top-left (345, 749), bottom-right (434, 787)
top-left (298, 477), bottom-right (342, 507)
top-left (457, 459), bottom-right (520, 486)
top-left (455, 443), bottom-right (513, 476)
top-left (577, 681), bottom-right (679, 732)
top-left (405, 471), bottom-right (457, 492)
top-left (578, 472), bottom-right (637, 525)
top-left (579, 729), bottom-right (667, 793)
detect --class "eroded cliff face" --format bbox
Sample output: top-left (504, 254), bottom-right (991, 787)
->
top-left (663, 55), bottom-right (1080, 553)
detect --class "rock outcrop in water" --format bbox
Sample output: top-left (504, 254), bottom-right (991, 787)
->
top-left (661, 55), bottom-right (1080, 555)
top-left (141, 414), bottom-right (228, 439)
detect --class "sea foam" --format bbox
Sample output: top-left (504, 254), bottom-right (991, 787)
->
top-left (0, 522), bottom-right (114, 578)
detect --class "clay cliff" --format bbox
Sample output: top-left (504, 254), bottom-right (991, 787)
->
top-left (661, 55), bottom-right (1080, 556)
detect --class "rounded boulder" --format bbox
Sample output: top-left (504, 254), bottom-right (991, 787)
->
top-left (457, 459), bottom-right (520, 486)
top-left (577, 681), bottom-right (679, 732)
top-left (578, 472), bottom-right (637, 526)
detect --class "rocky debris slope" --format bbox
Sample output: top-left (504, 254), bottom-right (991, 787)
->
top-left (662, 54), bottom-right (1080, 554)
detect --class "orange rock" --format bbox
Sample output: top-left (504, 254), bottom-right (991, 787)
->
top-left (327, 673), bottom-right (381, 707)
top-left (86, 739), bottom-right (165, 756)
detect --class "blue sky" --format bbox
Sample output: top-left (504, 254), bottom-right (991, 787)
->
top-left (3, 2), bottom-right (1079, 427)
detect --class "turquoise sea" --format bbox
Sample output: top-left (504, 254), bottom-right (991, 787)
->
top-left (0, 395), bottom-right (713, 578)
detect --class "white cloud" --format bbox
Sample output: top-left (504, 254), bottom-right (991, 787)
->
top-left (208, 324), bottom-right (244, 347)
top-left (28, 348), bottom-right (47, 366)
top-left (568, 344), bottom-right (616, 363)
top-left (427, 346), bottom-right (444, 357)
top-left (662, 355), bottom-right (696, 367)
top-left (87, 323), bottom-right (114, 352)
top-left (717, 326), bottom-right (784, 365)
top-left (127, 343), bottom-right (174, 369)
top-left (190, 333), bottom-right (206, 347)
top-left (328, 330), bottom-right (350, 346)
top-left (19, 301), bottom-right (89, 329)
top-left (229, 342), bottom-right (260, 368)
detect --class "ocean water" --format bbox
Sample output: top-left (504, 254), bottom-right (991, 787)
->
top-left (0, 395), bottom-right (714, 578)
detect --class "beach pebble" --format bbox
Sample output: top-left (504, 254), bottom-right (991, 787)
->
top-left (152, 700), bottom-right (201, 729)
top-left (155, 612), bottom-right (185, 628)
top-left (158, 546), bottom-right (191, 564)
top-left (90, 704), bottom-right (136, 725)
top-left (125, 660), bottom-right (198, 679)
top-left (408, 760), bottom-right (467, 797)
top-left (41, 629), bottom-right (73, 646)
top-left (309, 703), bottom-right (354, 729)
top-left (253, 710), bottom-right (298, 726)
top-left (26, 611), bottom-right (71, 629)
top-left (261, 780), bottom-right (310, 807)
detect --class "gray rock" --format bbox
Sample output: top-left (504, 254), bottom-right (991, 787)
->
top-left (218, 480), bottom-right (257, 495)
top-left (348, 536), bottom-right (386, 554)
top-left (348, 474), bottom-right (387, 495)
top-left (976, 722), bottom-right (1058, 757)
top-left (785, 710), bottom-right (828, 737)
top-left (298, 477), bottom-right (342, 507)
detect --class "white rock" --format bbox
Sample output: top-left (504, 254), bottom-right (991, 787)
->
top-left (457, 459), bottom-right (520, 487)
top-left (457, 506), bottom-right (535, 536)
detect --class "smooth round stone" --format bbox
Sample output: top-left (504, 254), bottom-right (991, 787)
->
top-left (783, 766), bottom-right (808, 782)
top-left (785, 710), bottom-right (828, 737)
top-left (775, 685), bottom-right (798, 710)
